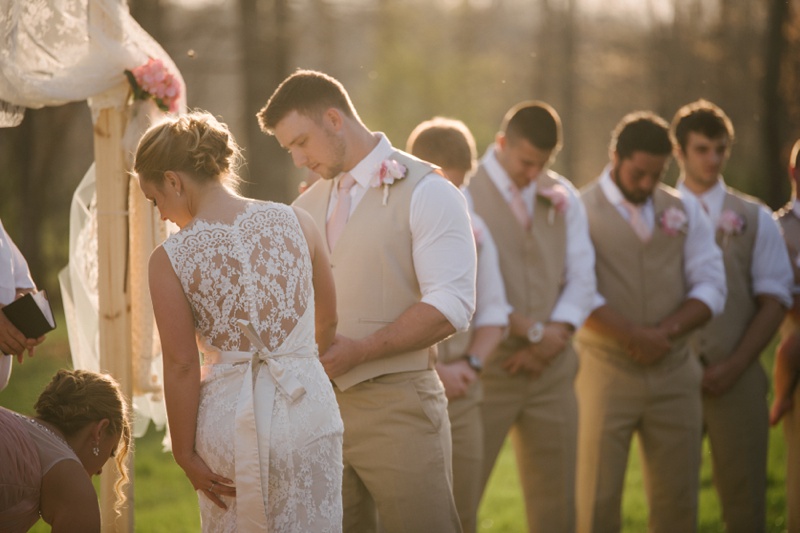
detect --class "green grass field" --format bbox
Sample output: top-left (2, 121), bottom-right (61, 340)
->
top-left (0, 321), bottom-right (789, 532)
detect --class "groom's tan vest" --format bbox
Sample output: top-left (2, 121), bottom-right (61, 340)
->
top-left (294, 151), bottom-right (439, 390)
top-left (690, 190), bottom-right (760, 365)
top-left (577, 183), bottom-right (688, 362)
top-left (468, 168), bottom-right (566, 363)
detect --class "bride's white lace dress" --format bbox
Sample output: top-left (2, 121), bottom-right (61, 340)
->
top-left (162, 201), bottom-right (343, 533)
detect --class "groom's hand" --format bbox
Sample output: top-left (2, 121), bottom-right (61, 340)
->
top-left (320, 334), bottom-right (364, 379)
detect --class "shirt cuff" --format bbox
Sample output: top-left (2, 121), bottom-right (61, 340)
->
top-left (551, 302), bottom-right (589, 330)
top-left (687, 285), bottom-right (727, 317)
top-left (473, 303), bottom-right (511, 329)
top-left (422, 293), bottom-right (474, 333)
top-left (753, 281), bottom-right (793, 309)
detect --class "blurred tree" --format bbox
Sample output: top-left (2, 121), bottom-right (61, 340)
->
top-left (0, 104), bottom-right (91, 299)
top-left (763, 0), bottom-right (797, 208)
top-left (239, 0), bottom-right (293, 203)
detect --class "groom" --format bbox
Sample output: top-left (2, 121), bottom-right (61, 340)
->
top-left (258, 70), bottom-right (476, 533)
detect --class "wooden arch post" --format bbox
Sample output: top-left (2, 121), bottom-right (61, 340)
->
top-left (90, 3), bottom-right (134, 532)
top-left (94, 105), bottom-right (134, 533)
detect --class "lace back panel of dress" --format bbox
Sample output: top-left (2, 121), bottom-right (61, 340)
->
top-left (164, 203), bottom-right (311, 353)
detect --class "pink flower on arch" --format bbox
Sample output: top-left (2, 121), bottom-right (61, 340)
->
top-left (125, 58), bottom-right (181, 114)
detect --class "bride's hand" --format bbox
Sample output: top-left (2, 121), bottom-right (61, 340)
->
top-left (180, 451), bottom-right (236, 509)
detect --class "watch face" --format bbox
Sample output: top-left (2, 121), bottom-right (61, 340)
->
top-left (467, 355), bottom-right (483, 372)
top-left (527, 322), bottom-right (545, 344)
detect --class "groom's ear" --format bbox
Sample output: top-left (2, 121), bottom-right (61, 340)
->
top-left (324, 108), bottom-right (344, 132)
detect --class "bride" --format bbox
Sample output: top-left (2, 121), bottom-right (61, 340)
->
top-left (134, 111), bottom-right (343, 532)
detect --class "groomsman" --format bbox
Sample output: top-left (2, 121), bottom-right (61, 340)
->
top-left (773, 138), bottom-right (800, 533)
top-left (468, 101), bottom-right (596, 532)
top-left (258, 70), bottom-right (475, 533)
top-left (576, 111), bottom-right (726, 533)
top-left (406, 117), bottom-right (511, 533)
top-left (671, 100), bottom-right (792, 533)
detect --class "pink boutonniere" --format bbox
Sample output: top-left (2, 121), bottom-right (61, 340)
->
top-left (717, 209), bottom-right (745, 247)
top-left (658, 206), bottom-right (688, 236)
top-left (370, 159), bottom-right (408, 206)
top-left (124, 58), bottom-right (181, 113)
top-left (537, 184), bottom-right (569, 225)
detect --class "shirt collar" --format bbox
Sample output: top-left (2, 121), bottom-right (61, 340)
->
top-left (339, 132), bottom-right (394, 189)
top-left (677, 176), bottom-right (725, 215)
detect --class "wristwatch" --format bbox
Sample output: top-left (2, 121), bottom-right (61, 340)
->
top-left (526, 321), bottom-right (545, 344)
top-left (463, 354), bottom-right (483, 373)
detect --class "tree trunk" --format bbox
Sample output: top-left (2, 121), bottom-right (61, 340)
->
top-left (239, 0), bottom-right (293, 203)
top-left (763, 0), bottom-right (791, 209)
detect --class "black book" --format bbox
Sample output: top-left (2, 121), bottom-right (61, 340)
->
top-left (2, 291), bottom-right (56, 338)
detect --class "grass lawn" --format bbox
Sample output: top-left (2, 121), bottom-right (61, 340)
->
top-left (0, 321), bottom-right (790, 532)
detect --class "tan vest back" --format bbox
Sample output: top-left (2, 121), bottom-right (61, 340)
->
top-left (690, 190), bottom-right (760, 364)
top-left (294, 151), bottom-right (438, 389)
top-left (577, 182), bottom-right (688, 355)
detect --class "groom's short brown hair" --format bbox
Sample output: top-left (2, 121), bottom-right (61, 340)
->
top-left (257, 69), bottom-right (360, 133)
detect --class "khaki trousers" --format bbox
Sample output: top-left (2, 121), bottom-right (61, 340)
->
top-left (702, 361), bottom-right (768, 533)
top-left (447, 379), bottom-right (483, 533)
top-left (575, 343), bottom-right (703, 533)
top-left (480, 344), bottom-right (578, 533)
top-left (787, 384), bottom-right (800, 533)
top-left (336, 369), bottom-right (461, 533)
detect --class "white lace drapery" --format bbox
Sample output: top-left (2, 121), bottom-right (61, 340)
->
top-left (1, 0), bottom-right (188, 437)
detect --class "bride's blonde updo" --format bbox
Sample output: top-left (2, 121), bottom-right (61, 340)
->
top-left (35, 368), bottom-right (132, 512)
top-left (133, 110), bottom-right (243, 191)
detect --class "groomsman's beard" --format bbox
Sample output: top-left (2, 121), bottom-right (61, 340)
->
top-left (612, 163), bottom-right (651, 206)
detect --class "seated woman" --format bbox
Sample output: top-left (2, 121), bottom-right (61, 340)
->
top-left (0, 368), bottom-right (132, 532)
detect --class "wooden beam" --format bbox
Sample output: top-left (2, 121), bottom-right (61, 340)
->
top-left (94, 105), bottom-right (134, 533)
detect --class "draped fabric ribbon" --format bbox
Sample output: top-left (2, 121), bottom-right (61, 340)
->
top-left (226, 320), bottom-right (307, 531)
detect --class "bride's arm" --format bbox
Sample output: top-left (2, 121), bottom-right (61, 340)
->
top-left (149, 246), bottom-right (232, 509)
top-left (293, 207), bottom-right (337, 354)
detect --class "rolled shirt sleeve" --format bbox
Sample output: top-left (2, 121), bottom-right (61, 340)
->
top-left (548, 179), bottom-right (597, 329)
top-left (752, 206), bottom-right (793, 307)
top-left (681, 193), bottom-right (727, 316)
top-left (470, 213), bottom-right (511, 328)
top-left (410, 175), bottom-right (477, 332)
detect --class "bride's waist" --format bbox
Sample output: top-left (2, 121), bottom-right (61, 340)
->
top-left (202, 348), bottom-right (317, 366)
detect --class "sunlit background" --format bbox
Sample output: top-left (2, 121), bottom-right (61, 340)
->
top-left (0, 0), bottom-right (797, 331)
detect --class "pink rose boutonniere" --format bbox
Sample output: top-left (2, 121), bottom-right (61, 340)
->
top-left (371, 159), bottom-right (408, 206)
top-left (537, 184), bottom-right (569, 225)
top-left (125, 58), bottom-right (181, 113)
top-left (658, 206), bottom-right (688, 236)
top-left (717, 209), bottom-right (745, 247)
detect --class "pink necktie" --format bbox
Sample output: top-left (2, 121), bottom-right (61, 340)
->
top-left (622, 200), bottom-right (652, 242)
top-left (509, 185), bottom-right (531, 230)
top-left (326, 173), bottom-right (356, 251)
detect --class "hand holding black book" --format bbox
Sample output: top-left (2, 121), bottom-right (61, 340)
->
top-left (1, 291), bottom-right (56, 339)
